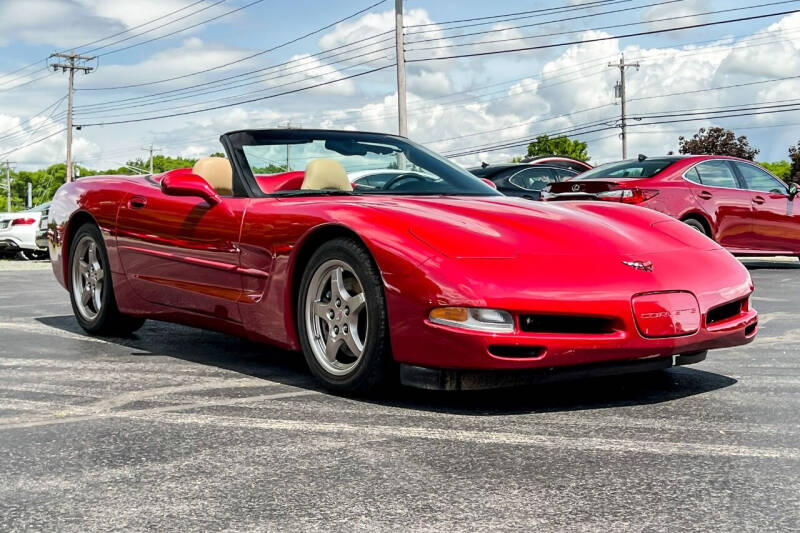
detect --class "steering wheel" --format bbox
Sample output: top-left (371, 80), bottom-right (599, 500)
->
top-left (383, 173), bottom-right (432, 190)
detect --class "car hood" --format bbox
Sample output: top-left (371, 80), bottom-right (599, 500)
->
top-left (361, 195), bottom-right (719, 259)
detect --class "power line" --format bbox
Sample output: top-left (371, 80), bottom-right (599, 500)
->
top-left (80, 0), bottom-right (390, 90)
top-left (75, 35), bottom-right (394, 112)
top-left (76, 56), bottom-right (393, 121)
top-left (69, 0), bottom-right (208, 54)
top-left (0, 129), bottom-right (67, 159)
top-left (405, 0), bottom-right (633, 28)
top-left (91, 0), bottom-right (266, 58)
top-left (405, 1), bottom-right (799, 51)
top-left (77, 64), bottom-right (395, 127)
top-left (0, 0), bottom-right (211, 86)
top-left (406, 8), bottom-right (800, 62)
top-left (82, 0), bottom-right (228, 55)
top-left (405, 0), bottom-right (682, 40)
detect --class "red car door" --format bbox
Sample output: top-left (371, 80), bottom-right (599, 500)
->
top-left (116, 183), bottom-right (248, 323)
top-left (686, 160), bottom-right (753, 250)
top-left (732, 161), bottom-right (800, 253)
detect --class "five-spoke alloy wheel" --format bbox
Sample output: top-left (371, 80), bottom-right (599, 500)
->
top-left (71, 235), bottom-right (105, 322)
top-left (297, 238), bottom-right (393, 394)
top-left (68, 223), bottom-right (145, 335)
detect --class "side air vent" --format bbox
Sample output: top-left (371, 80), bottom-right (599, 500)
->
top-left (519, 314), bottom-right (616, 334)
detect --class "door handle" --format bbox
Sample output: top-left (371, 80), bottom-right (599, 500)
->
top-left (128, 196), bottom-right (147, 209)
top-left (752, 196), bottom-right (765, 205)
top-left (697, 191), bottom-right (713, 200)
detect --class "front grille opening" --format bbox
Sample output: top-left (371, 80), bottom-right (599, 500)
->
top-left (706, 298), bottom-right (745, 325)
top-left (488, 345), bottom-right (544, 358)
top-left (519, 314), bottom-right (616, 334)
top-left (745, 322), bottom-right (757, 336)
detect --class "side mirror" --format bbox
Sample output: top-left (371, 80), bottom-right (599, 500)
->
top-left (161, 173), bottom-right (222, 206)
top-left (789, 182), bottom-right (798, 199)
top-left (480, 178), bottom-right (497, 189)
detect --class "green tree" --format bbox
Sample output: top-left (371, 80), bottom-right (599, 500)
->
top-left (516, 134), bottom-right (589, 162)
top-left (789, 141), bottom-right (800, 183)
top-left (759, 161), bottom-right (791, 180)
top-left (678, 127), bottom-right (759, 160)
top-left (126, 154), bottom-right (199, 174)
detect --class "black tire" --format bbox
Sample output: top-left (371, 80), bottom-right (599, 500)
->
top-left (296, 237), bottom-right (394, 394)
top-left (682, 218), bottom-right (708, 236)
top-left (68, 223), bottom-right (146, 336)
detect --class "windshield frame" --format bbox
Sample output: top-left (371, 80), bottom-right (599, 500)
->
top-left (220, 129), bottom-right (501, 198)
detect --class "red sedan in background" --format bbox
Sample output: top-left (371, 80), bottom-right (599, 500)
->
top-left (545, 155), bottom-right (800, 258)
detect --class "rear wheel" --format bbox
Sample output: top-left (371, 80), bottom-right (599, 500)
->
top-left (68, 223), bottom-right (145, 335)
top-left (682, 217), bottom-right (708, 236)
top-left (297, 238), bottom-right (393, 394)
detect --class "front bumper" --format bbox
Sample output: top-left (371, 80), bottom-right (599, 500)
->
top-left (401, 351), bottom-right (708, 390)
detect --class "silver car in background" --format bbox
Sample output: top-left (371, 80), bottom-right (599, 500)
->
top-left (0, 203), bottom-right (50, 260)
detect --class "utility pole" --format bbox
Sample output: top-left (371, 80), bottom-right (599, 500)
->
top-left (284, 121), bottom-right (291, 171)
top-left (395, 0), bottom-right (407, 138)
top-left (608, 54), bottom-right (639, 159)
top-left (3, 161), bottom-right (15, 212)
top-left (142, 144), bottom-right (162, 174)
top-left (49, 51), bottom-right (95, 183)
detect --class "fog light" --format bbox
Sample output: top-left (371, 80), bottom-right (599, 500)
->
top-left (429, 307), bottom-right (514, 332)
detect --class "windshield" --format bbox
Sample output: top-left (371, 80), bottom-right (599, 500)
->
top-left (231, 130), bottom-right (499, 196)
top-left (572, 158), bottom-right (679, 180)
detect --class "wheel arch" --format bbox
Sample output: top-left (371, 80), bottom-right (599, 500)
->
top-left (286, 223), bottom-right (382, 347)
top-left (680, 211), bottom-right (714, 238)
top-left (62, 210), bottom-right (100, 290)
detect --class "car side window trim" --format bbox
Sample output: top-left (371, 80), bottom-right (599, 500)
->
top-left (731, 161), bottom-right (789, 195)
top-left (680, 160), bottom-right (745, 192)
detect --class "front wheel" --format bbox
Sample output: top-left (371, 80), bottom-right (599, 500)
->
top-left (68, 223), bottom-right (145, 335)
top-left (297, 238), bottom-right (393, 394)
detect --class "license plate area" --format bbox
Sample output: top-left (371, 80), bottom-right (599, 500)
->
top-left (632, 291), bottom-right (700, 338)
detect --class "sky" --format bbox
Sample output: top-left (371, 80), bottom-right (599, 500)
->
top-left (1, 0), bottom-right (800, 171)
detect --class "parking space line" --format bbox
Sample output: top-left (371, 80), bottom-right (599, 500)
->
top-left (0, 389), bottom-right (319, 429)
top-left (128, 412), bottom-right (800, 461)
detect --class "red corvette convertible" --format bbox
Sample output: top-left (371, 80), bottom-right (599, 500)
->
top-left (47, 130), bottom-right (758, 393)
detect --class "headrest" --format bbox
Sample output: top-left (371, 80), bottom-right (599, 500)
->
top-left (301, 159), bottom-right (352, 191)
top-left (192, 157), bottom-right (233, 196)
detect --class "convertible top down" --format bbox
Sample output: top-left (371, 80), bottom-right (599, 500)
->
top-left (47, 129), bottom-right (758, 393)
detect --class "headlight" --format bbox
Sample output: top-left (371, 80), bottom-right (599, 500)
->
top-left (429, 307), bottom-right (514, 332)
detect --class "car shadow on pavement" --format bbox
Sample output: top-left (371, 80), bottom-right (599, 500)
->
top-left (36, 314), bottom-right (737, 415)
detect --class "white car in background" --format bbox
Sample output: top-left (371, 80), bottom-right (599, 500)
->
top-left (0, 202), bottom-right (50, 260)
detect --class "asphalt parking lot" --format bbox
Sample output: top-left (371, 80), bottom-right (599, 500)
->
top-left (0, 259), bottom-right (798, 531)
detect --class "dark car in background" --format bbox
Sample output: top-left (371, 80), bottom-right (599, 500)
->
top-left (544, 155), bottom-right (800, 258)
top-left (467, 156), bottom-right (592, 200)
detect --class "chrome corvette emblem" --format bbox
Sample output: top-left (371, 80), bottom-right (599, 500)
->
top-left (571, 184), bottom-right (581, 192)
top-left (622, 260), bottom-right (653, 272)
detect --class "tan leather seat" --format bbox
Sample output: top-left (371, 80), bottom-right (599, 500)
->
top-left (301, 159), bottom-right (352, 191)
top-left (192, 157), bottom-right (233, 196)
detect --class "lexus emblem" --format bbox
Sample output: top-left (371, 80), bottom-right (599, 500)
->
top-left (622, 260), bottom-right (653, 272)
top-left (571, 184), bottom-right (581, 192)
